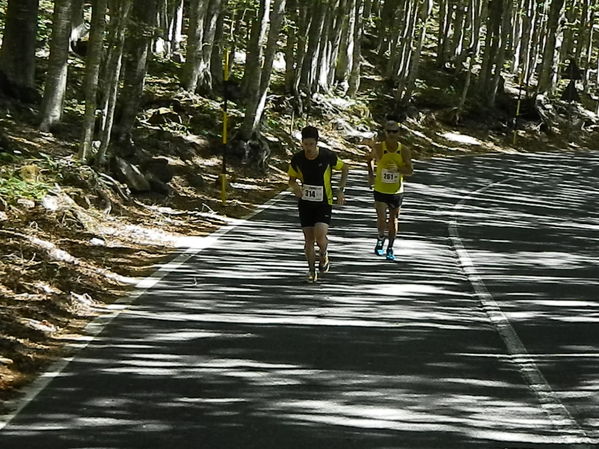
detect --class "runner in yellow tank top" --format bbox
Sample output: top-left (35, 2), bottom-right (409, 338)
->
top-left (364, 118), bottom-right (413, 260)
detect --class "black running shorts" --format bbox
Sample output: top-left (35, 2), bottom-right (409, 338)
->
top-left (298, 201), bottom-right (332, 227)
top-left (373, 190), bottom-right (404, 210)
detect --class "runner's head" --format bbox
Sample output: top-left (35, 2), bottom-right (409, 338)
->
top-left (301, 126), bottom-right (319, 159)
top-left (384, 119), bottom-right (401, 141)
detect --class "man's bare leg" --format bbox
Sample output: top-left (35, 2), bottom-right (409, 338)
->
top-left (302, 227), bottom-right (318, 281)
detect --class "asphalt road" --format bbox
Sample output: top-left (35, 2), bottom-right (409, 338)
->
top-left (0, 150), bottom-right (597, 448)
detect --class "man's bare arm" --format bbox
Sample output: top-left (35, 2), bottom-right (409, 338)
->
top-left (336, 163), bottom-right (349, 205)
top-left (399, 147), bottom-right (414, 176)
top-left (288, 175), bottom-right (302, 197)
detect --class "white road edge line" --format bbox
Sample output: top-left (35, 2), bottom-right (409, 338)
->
top-left (449, 178), bottom-right (596, 448)
top-left (0, 192), bottom-right (289, 431)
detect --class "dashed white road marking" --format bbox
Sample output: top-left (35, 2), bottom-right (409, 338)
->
top-left (449, 177), bottom-right (596, 448)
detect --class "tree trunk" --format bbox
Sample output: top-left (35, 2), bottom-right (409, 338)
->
top-left (96, 0), bottom-right (132, 169)
top-left (516, 0), bottom-right (534, 77)
top-left (240, 0), bottom-right (287, 139)
top-left (291, 2), bottom-right (311, 110)
top-left (284, 0), bottom-right (299, 93)
top-left (537, 0), bottom-right (565, 94)
top-left (580, 1), bottom-right (594, 89)
top-left (336, 0), bottom-right (356, 86)
top-left (196, 0), bottom-right (223, 94)
top-left (384, 0), bottom-right (405, 79)
top-left (525, 0), bottom-right (546, 87)
top-left (347, 0), bottom-right (364, 97)
top-left (316, 1), bottom-right (335, 93)
top-left (559, 0), bottom-right (576, 64)
top-left (436, 0), bottom-right (450, 66)
top-left (182, 0), bottom-right (210, 92)
top-left (242, 1), bottom-right (269, 96)
top-left (114, 0), bottom-right (158, 144)
top-left (488, 0), bottom-right (511, 106)
top-left (153, 0), bottom-right (170, 56)
top-left (169, 0), bottom-right (184, 53)
top-left (300, 0), bottom-right (326, 94)
top-left (69, 0), bottom-right (87, 46)
top-left (210, 2), bottom-right (226, 92)
top-left (0, 0), bottom-right (40, 99)
top-left (400, 0), bottom-right (433, 105)
top-left (79, 0), bottom-right (109, 162)
top-left (375, 0), bottom-right (397, 58)
top-left (449, 0), bottom-right (466, 64)
top-left (328, 0), bottom-right (348, 90)
top-left (39, 0), bottom-right (74, 132)
top-left (477, 0), bottom-right (501, 97)
top-left (394, 0), bottom-right (417, 85)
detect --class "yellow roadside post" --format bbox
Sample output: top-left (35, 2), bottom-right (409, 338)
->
top-left (513, 70), bottom-right (524, 146)
top-left (220, 49), bottom-right (230, 205)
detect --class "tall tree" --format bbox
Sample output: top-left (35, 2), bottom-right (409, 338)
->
top-left (336, 0), bottom-right (356, 87)
top-left (299, 0), bottom-right (326, 94)
top-left (95, 0), bottom-right (132, 168)
top-left (70, 0), bottom-right (87, 45)
top-left (182, 0), bottom-right (222, 94)
top-left (79, 0), bottom-right (109, 162)
top-left (399, 0), bottom-right (433, 105)
top-left (114, 0), bottom-right (159, 144)
top-left (284, 0), bottom-right (299, 93)
top-left (198, 0), bottom-right (224, 94)
top-left (240, 0), bottom-right (287, 139)
top-left (209, 1), bottom-right (227, 92)
top-left (39, 0), bottom-right (75, 132)
top-left (537, 0), bottom-right (565, 94)
top-left (169, 0), bottom-right (184, 53)
top-left (347, 0), bottom-right (364, 97)
top-left (182, 0), bottom-right (209, 92)
top-left (477, 0), bottom-right (507, 106)
top-left (0, 0), bottom-right (40, 100)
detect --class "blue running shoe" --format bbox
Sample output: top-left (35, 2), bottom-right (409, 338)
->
top-left (374, 238), bottom-right (385, 256)
top-left (386, 247), bottom-right (395, 261)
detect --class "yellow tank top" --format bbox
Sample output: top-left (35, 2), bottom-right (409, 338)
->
top-left (374, 141), bottom-right (404, 194)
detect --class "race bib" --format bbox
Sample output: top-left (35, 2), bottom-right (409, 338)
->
top-left (381, 168), bottom-right (400, 184)
top-left (302, 184), bottom-right (324, 202)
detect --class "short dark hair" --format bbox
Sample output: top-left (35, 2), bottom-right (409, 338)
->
top-left (301, 125), bottom-right (319, 140)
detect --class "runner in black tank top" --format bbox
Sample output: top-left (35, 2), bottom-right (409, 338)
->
top-left (288, 126), bottom-right (349, 283)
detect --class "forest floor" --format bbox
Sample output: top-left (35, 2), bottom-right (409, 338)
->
top-left (1, 64), bottom-right (598, 413)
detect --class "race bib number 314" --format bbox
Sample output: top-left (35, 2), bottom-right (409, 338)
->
top-left (302, 184), bottom-right (324, 202)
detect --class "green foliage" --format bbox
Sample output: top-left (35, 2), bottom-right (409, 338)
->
top-left (228, 0), bottom-right (258, 12)
top-left (0, 152), bottom-right (17, 164)
top-left (37, 0), bottom-right (57, 45)
top-left (0, 176), bottom-right (52, 202)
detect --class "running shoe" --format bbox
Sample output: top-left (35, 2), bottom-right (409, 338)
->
top-left (374, 238), bottom-right (385, 256)
top-left (386, 247), bottom-right (395, 261)
top-left (307, 270), bottom-right (318, 283)
top-left (319, 255), bottom-right (330, 273)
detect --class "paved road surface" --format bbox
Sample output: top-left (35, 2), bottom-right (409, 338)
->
top-left (0, 150), bottom-right (597, 448)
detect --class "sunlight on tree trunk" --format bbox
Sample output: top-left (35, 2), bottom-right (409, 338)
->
top-left (241, 0), bottom-right (287, 139)
top-left (537, 0), bottom-right (565, 94)
top-left (79, 0), bottom-right (108, 163)
top-left (96, 0), bottom-right (132, 169)
top-left (39, 0), bottom-right (74, 132)
top-left (114, 0), bottom-right (158, 144)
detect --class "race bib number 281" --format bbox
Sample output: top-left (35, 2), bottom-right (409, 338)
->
top-left (302, 184), bottom-right (324, 202)
top-left (382, 168), bottom-right (400, 184)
